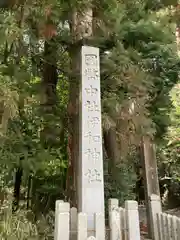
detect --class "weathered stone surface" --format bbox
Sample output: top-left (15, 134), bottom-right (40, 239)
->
top-left (70, 207), bottom-right (78, 240)
top-left (77, 213), bottom-right (87, 240)
top-left (95, 213), bottom-right (105, 240)
top-left (54, 201), bottom-right (70, 240)
top-left (125, 200), bottom-right (141, 240)
top-left (87, 236), bottom-right (96, 240)
top-left (78, 46), bottom-right (104, 231)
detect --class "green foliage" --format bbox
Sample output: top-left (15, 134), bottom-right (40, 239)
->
top-left (104, 161), bottom-right (136, 204)
top-left (100, 4), bottom-right (180, 160)
top-left (0, 191), bottom-right (55, 239)
top-left (159, 84), bottom-right (180, 177)
top-left (0, 194), bottom-right (38, 239)
top-left (157, 84), bottom-right (180, 204)
top-left (0, 1), bottom-right (179, 236)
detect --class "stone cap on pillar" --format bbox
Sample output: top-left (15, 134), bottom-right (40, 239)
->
top-left (108, 198), bottom-right (119, 205)
top-left (125, 200), bottom-right (138, 210)
top-left (55, 200), bottom-right (70, 213)
top-left (108, 198), bottom-right (119, 212)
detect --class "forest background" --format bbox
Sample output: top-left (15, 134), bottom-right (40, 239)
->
top-left (0, 0), bottom-right (180, 239)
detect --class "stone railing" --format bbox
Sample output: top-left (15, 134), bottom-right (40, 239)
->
top-left (156, 212), bottom-right (180, 240)
top-left (54, 199), bottom-right (141, 240)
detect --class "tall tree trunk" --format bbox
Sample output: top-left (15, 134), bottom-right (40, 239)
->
top-left (67, 8), bottom-right (93, 206)
top-left (12, 167), bottom-right (23, 212)
top-left (40, 38), bottom-right (58, 147)
top-left (12, 97), bottom-right (25, 212)
top-left (103, 127), bottom-right (120, 175)
top-left (27, 174), bottom-right (33, 209)
top-left (42, 39), bottom-right (58, 108)
top-left (40, 4), bottom-right (58, 111)
top-left (66, 40), bottom-right (81, 206)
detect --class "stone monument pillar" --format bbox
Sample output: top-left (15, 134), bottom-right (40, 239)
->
top-left (78, 46), bottom-right (105, 233)
top-left (140, 136), bottom-right (162, 239)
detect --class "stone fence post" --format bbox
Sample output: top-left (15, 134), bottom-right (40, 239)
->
top-left (108, 199), bottom-right (121, 240)
top-left (54, 200), bottom-right (70, 240)
top-left (95, 213), bottom-right (105, 240)
top-left (125, 200), bottom-right (141, 240)
top-left (70, 207), bottom-right (78, 240)
top-left (149, 194), bottom-right (162, 240)
top-left (78, 213), bottom-right (87, 240)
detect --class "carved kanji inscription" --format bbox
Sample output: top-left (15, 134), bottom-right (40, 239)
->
top-left (85, 148), bottom-right (101, 161)
top-left (85, 85), bottom-right (98, 96)
top-left (84, 131), bottom-right (100, 143)
top-left (87, 76), bottom-right (98, 81)
top-left (84, 169), bottom-right (102, 183)
top-left (85, 54), bottom-right (97, 66)
top-left (87, 116), bottom-right (100, 128)
top-left (79, 46), bottom-right (104, 225)
top-left (85, 100), bottom-right (100, 112)
top-left (85, 68), bottom-right (98, 77)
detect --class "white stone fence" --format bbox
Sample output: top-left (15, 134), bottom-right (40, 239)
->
top-left (54, 199), bottom-right (141, 240)
top-left (141, 194), bottom-right (180, 240)
top-left (156, 212), bottom-right (180, 240)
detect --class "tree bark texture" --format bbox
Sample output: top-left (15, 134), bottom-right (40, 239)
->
top-left (12, 167), bottom-right (23, 212)
top-left (42, 39), bottom-right (58, 108)
top-left (103, 127), bottom-right (120, 176)
top-left (140, 136), bottom-right (161, 238)
top-left (27, 175), bottom-right (32, 209)
top-left (40, 38), bottom-right (58, 148)
top-left (67, 8), bottom-right (93, 206)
